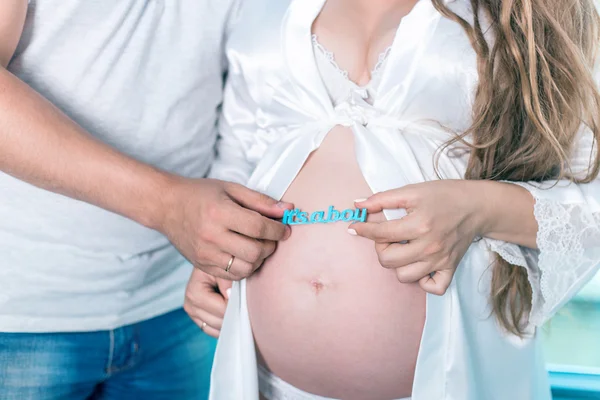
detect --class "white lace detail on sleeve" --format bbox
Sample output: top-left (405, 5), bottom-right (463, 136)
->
top-left (484, 238), bottom-right (543, 327)
top-left (485, 180), bottom-right (600, 327)
top-left (486, 238), bottom-right (527, 268)
top-left (526, 191), bottom-right (600, 325)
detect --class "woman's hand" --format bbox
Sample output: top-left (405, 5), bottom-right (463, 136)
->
top-left (184, 268), bottom-right (232, 338)
top-left (350, 180), bottom-right (488, 295)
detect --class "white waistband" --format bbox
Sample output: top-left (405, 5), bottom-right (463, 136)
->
top-left (257, 364), bottom-right (411, 400)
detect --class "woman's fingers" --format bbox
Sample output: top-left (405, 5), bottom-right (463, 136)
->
top-left (190, 316), bottom-right (220, 338)
top-left (392, 261), bottom-right (431, 283)
top-left (418, 270), bottom-right (454, 296)
top-left (379, 244), bottom-right (455, 292)
top-left (217, 277), bottom-right (233, 300)
top-left (185, 270), bottom-right (228, 317)
top-left (184, 270), bottom-right (233, 338)
top-left (190, 306), bottom-right (225, 331)
top-left (374, 240), bottom-right (428, 269)
top-left (372, 241), bottom-right (455, 291)
top-left (354, 187), bottom-right (414, 213)
top-left (203, 325), bottom-right (221, 338)
top-left (185, 274), bottom-right (228, 338)
top-left (351, 217), bottom-right (420, 243)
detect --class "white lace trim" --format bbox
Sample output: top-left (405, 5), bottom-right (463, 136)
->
top-left (485, 238), bottom-right (542, 330)
top-left (527, 190), bottom-right (600, 325)
top-left (312, 34), bottom-right (350, 80)
top-left (490, 182), bottom-right (600, 327)
top-left (486, 239), bottom-right (527, 268)
top-left (311, 34), bottom-right (392, 82)
top-left (485, 181), bottom-right (600, 327)
top-left (373, 46), bottom-right (393, 74)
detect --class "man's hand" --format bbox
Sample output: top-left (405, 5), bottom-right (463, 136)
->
top-left (184, 268), bottom-right (232, 338)
top-left (158, 178), bottom-right (292, 279)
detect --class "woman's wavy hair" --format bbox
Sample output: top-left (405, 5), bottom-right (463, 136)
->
top-left (431, 0), bottom-right (600, 335)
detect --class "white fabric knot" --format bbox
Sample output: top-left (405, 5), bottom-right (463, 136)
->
top-left (333, 89), bottom-right (377, 127)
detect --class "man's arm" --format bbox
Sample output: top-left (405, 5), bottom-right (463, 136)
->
top-left (0, 1), bottom-right (27, 68)
top-left (0, 62), bottom-right (177, 229)
top-left (0, 1), bottom-right (290, 278)
top-left (0, 1), bottom-right (176, 229)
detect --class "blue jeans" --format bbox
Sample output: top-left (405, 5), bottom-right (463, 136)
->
top-left (0, 308), bottom-right (216, 400)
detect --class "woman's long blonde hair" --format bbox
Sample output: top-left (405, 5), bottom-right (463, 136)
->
top-left (431, 0), bottom-right (600, 335)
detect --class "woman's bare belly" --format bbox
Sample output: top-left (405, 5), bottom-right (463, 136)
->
top-left (247, 127), bottom-right (426, 399)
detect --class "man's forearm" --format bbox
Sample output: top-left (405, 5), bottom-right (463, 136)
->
top-left (0, 67), bottom-right (172, 230)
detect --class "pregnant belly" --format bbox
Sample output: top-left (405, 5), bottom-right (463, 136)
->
top-left (247, 127), bottom-right (426, 399)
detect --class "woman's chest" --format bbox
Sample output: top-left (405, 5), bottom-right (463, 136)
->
top-left (227, 0), bottom-right (479, 130)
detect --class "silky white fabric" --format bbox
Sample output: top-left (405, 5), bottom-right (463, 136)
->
top-left (209, 0), bottom-right (600, 398)
top-left (258, 364), bottom-right (411, 400)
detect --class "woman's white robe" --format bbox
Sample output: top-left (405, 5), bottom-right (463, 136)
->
top-left (209, 0), bottom-right (600, 398)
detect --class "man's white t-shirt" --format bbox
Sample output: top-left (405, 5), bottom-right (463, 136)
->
top-left (0, 0), bottom-right (236, 332)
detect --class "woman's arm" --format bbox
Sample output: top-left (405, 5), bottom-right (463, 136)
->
top-left (474, 180), bottom-right (538, 248)
top-left (478, 122), bottom-right (600, 251)
top-left (352, 127), bottom-right (600, 324)
top-left (487, 126), bottom-right (600, 324)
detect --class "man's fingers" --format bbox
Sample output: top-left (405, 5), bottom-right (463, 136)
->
top-left (225, 204), bottom-right (290, 241)
top-left (354, 187), bottom-right (412, 214)
top-left (223, 252), bottom-right (262, 279)
top-left (225, 183), bottom-right (293, 218)
top-left (215, 231), bottom-right (276, 267)
top-left (418, 270), bottom-right (453, 296)
top-left (193, 248), bottom-right (253, 279)
top-left (214, 239), bottom-right (273, 278)
top-left (195, 264), bottom-right (236, 280)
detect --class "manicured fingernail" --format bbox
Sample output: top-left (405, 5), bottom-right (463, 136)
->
top-left (354, 198), bottom-right (367, 203)
top-left (347, 228), bottom-right (357, 235)
top-left (226, 288), bottom-right (231, 298)
top-left (276, 201), bottom-right (288, 208)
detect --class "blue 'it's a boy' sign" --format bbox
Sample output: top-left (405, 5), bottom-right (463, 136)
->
top-left (283, 205), bottom-right (367, 225)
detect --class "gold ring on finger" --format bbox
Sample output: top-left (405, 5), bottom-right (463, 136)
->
top-left (225, 255), bottom-right (235, 273)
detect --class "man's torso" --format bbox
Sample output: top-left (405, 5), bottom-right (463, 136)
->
top-left (0, 0), bottom-right (236, 332)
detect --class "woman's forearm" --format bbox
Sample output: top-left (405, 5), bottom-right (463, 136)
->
top-left (475, 180), bottom-right (538, 249)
